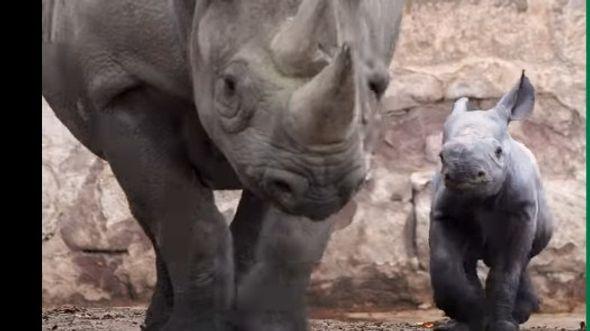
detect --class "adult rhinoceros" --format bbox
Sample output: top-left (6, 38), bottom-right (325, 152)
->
top-left (42, 1), bottom-right (405, 330)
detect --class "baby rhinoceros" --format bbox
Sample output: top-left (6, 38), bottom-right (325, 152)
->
top-left (428, 72), bottom-right (553, 331)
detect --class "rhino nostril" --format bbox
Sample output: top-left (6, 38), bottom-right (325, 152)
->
top-left (270, 179), bottom-right (293, 196)
top-left (444, 173), bottom-right (451, 181)
top-left (477, 171), bottom-right (486, 178)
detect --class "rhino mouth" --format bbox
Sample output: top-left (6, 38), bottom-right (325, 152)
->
top-left (282, 200), bottom-right (346, 222)
top-left (444, 178), bottom-right (490, 191)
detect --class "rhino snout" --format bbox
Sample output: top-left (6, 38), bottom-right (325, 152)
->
top-left (440, 142), bottom-right (492, 189)
top-left (443, 167), bottom-right (489, 185)
top-left (261, 165), bottom-right (364, 221)
top-left (262, 169), bottom-right (309, 211)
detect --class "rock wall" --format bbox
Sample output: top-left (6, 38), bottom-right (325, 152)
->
top-left (42, 0), bottom-right (586, 312)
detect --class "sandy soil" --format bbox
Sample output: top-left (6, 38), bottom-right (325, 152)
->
top-left (42, 306), bottom-right (586, 331)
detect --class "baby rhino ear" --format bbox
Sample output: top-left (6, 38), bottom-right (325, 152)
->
top-left (495, 70), bottom-right (535, 122)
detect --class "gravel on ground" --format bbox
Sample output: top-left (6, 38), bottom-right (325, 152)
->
top-left (41, 306), bottom-right (586, 331)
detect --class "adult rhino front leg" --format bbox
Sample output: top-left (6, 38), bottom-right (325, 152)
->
top-left (95, 87), bottom-right (233, 331)
top-left (230, 191), bottom-right (334, 331)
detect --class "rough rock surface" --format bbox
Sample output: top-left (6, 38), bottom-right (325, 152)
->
top-left (42, 0), bottom-right (585, 312)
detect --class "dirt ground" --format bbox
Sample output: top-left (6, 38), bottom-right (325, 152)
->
top-left (42, 306), bottom-right (586, 331)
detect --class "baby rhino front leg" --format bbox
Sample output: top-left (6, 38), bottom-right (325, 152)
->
top-left (429, 216), bottom-right (486, 331)
top-left (485, 206), bottom-right (537, 331)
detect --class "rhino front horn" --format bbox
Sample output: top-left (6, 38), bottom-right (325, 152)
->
top-left (286, 43), bottom-right (356, 145)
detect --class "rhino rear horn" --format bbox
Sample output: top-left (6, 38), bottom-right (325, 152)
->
top-left (270, 0), bottom-right (330, 76)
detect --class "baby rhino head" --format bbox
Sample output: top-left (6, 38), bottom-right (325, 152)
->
top-left (440, 71), bottom-right (535, 196)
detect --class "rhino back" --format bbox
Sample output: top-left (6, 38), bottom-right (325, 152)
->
top-left (43, 0), bottom-right (193, 109)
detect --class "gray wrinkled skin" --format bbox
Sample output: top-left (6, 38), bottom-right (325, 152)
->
top-left (42, 1), bottom-right (405, 330)
top-left (429, 73), bottom-right (553, 331)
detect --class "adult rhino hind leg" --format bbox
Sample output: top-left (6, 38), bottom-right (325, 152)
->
top-left (96, 87), bottom-right (234, 331)
top-left (230, 192), bottom-right (334, 331)
top-left (42, 43), bottom-right (105, 159)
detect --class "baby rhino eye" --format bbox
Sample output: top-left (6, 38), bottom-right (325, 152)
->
top-left (495, 147), bottom-right (503, 158)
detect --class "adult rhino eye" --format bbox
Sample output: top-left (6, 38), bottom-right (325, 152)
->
top-left (368, 76), bottom-right (388, 99)
top-left (368, 81), bottom-right (381, 97)
top-left (495, 147), bottom-right (503, 157)
top-left (215, 74), bottom-right (240, 118)
top-left (214, 65), bottom-right (256, 133)
top-left (223, 75), bottom-right (237, 96)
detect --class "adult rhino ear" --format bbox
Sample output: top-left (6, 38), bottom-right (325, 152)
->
top-left (168, 0), bottom-right (199, 49)
top-left (452, 97), bottom-right (469, 114)
top-left (495, 70), bottom-right (535, 122)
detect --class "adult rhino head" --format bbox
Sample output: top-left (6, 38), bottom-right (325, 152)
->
top-left (173, 0), bottom-right (405, 220)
